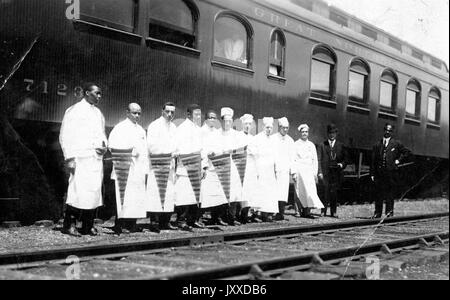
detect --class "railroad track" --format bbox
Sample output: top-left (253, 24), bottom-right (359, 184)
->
top-left (0, 212), bottom-right (447, 280)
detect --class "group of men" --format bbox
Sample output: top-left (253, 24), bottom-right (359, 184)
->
top-left (59, 83), bottom-right (410, 237)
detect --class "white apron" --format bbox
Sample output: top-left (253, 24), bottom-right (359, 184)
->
top-left (146, 117), bottom-right (178, 213)
top-left (109, 119), bottom-right (148, 219)
top-left (292, 139), bottom-right (324, 209)
top-left (253, 133), bottom-right (278, 214)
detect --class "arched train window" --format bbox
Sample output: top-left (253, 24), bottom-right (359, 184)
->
top-left (149, 0), bottom-right (198, 48)
top-left (348, 58), bottom-right (370, 106)
top-left (427, 87), bottom-right (441, 124)
top-left (310, 45), bottom-right (337, 101)
top-left (214, 13), bottom-right (253, 68)
top-left (406, 79), bottom-right (421, 119)
top-left (379, 69), bottom-right (398, 113)
top-left (269, 29), bottom-right (286, 77)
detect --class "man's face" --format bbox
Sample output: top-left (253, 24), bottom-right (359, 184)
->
top-left (127, 105), bottom-right (141, 124)
top-left (264, 125), bottom-right (273, 136)
top-left (222, 117), bottom-right (233, 131)
top-left (206, 112), bottom-right (218, 128)
top-left (85, 86), bottom-right (102, 105)
top-left (328, 131), bottom-right (337, 141)
top-left (243, 121), bottom-right (253, 134)
top-left (384, 125), bottom-right (393, 139)
top-left (300, 128), bottom-right (309, 140)
top-left (279, 126), bottom-right (289, 136)
top-left (189, 109), bottom-right (202, 126)
top-left (162, 105), bottom-right (175, 122)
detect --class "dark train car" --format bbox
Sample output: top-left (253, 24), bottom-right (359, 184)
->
top-left (0, 0), bottom-right (448, 223)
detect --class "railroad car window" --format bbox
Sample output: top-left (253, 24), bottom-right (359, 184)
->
top-left (329, 11), bottom-right (348, 27)
top-left (379, 70), bottom-right (398, 112)
top-left (310, 46), bottom-right (336, 101)
top-left (427, 88), bottom-right (441, 124)
top-left (348, 59), bottom-right (370, 106)
top-left (80, 0), bottom-right (137, 33)
top-left (149, 0), bottom-right (198, 48)
top-left (406, 79), bottom-right (421, 118)
top-left (412, 49), bottom-right (423, 61)
top-left (214, 14), bottom-right (252, 68)
top-left (269, 30), bottom-right (286, 77)
top-left (361, 26), bottom-right (377, 40)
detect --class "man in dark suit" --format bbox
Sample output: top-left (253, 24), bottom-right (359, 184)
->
top-left (318, 124), bottom-right (349, 218)
top-left (370, 123), bottom-right (410, 218)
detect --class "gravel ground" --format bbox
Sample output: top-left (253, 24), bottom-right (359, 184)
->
top-left (0, 198), bottom-right (448, 254)
top-left (381, 257), bottom-right (449, 280)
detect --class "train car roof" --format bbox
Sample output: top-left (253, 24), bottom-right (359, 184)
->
top-left (256, 0), bottom-right (449, 79)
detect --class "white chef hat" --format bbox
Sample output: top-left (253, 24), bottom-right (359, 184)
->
top-left (278, 117), bottom-right (289, 127)
top-left (263, 117), bottom-right (274, 127)
top-left (298, 124), bottom-right (309, 132)
top-left (240, 114), bottom-right (254, 124)
top-left (221, 107), bottom-right (234, 119)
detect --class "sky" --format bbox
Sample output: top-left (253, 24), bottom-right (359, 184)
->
top-left (323, 0), bottom-right (450, 67)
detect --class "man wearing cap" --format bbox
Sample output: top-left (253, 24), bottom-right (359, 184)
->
top-left (200, 110), bottom-right (228, 226)
top-left (273, 117), bottom-right (295, 221)
top-left (252, 117), bottom-right (279, 222)
top-left (146, 102), bottom-right (178, 232)
top-left (370, 123), bottom-right (410, 218)
top-left (174, 104), bottom-right (206, 230)
top-left (218, 107), bottom-right (244, 226)
top-left (109, 103), bottom-right (148, 234)
top-left (318, 124), bottom-right (349, 218)
top-left (238, 114), bottom-right (260, 223)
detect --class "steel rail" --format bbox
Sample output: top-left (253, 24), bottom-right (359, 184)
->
top-left (0, 212), bottom-right (447, 266)
top-left (144, 231), bottom-right (449, 280)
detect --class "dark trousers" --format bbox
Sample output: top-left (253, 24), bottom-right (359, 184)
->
top-left (322, 169), bottom-right (341, 216)
top-left (176, 204), bottom-right (201, 226)
top-left (148, 212), bottom-right (172, 227)
top-left (210, 204), bottom-right (227, 223)
top-left (63, 205), bottom-right (96, 232)
top-left (374, 169), bottom-right (397, 216)
top-left (63, 204), bottom-right (80, 229)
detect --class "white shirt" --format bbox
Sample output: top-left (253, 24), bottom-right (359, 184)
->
top-left (383, 137), bottom-right (391, 147)
top-left (59, 99), bottom-right (107, 160)
top-left (328, 139), bottom-right (336, 148)
top-left (147, 116), bottom-right (177, 154)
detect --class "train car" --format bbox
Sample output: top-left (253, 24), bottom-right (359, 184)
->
top-left (0, 0), bottom-right (448, 223)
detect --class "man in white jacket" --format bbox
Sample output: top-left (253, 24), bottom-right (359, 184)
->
top-left (108, 103), bottom-right (148, 234)
top-left (273, 117), bottom-right (295, 221)
top-left (146, 102), bottom-right (178, 232)
top-left (59, 83), bottom-right (107, 236)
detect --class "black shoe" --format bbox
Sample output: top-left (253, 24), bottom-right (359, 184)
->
top-left (233, 220), bottom-right (242, 226)
top-left (111, 225), bottom-right (123, 235)
top-left (371, 214), bottom-right (382, 219)
top-left (192, 221), bottom-right (206, 229)
top-left (331, 214), bottom-right (339, 219)
top-left (62, 225), bottom-right (81, 237)
top-left (179, 224), bottom-right (193, 232)
top-left (81, 227), bottom-right (98, 236)
top-left (161, 223), bottom-right (178, 230)
top-left (304, 214), bottom-right (316, 220)
top-left (214, 219), bottom-right (228, 226)
top-left (148, 224), bottom-right (161, 233)
top-left (250, 216), bottom-right (263, 223)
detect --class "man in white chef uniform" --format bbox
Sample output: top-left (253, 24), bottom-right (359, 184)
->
top-left (273, 117), bottom-right (295, 221)
top-left (217, 107), bottom-right (244, 226)
top-left (146, 102), bottom-right (178, 232)
top-left (59, 83), bottom-right (107, 236)
top-left (174, 104), bottom-right (206, 231)
top-left (200, 110), bottom-right (229, 226)
top-left (237, 114), bottom-right (261, 224)
top-left (252, 117), bottom-right (279, 222)
top-left (108, 103), bottom-right (148, 234)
